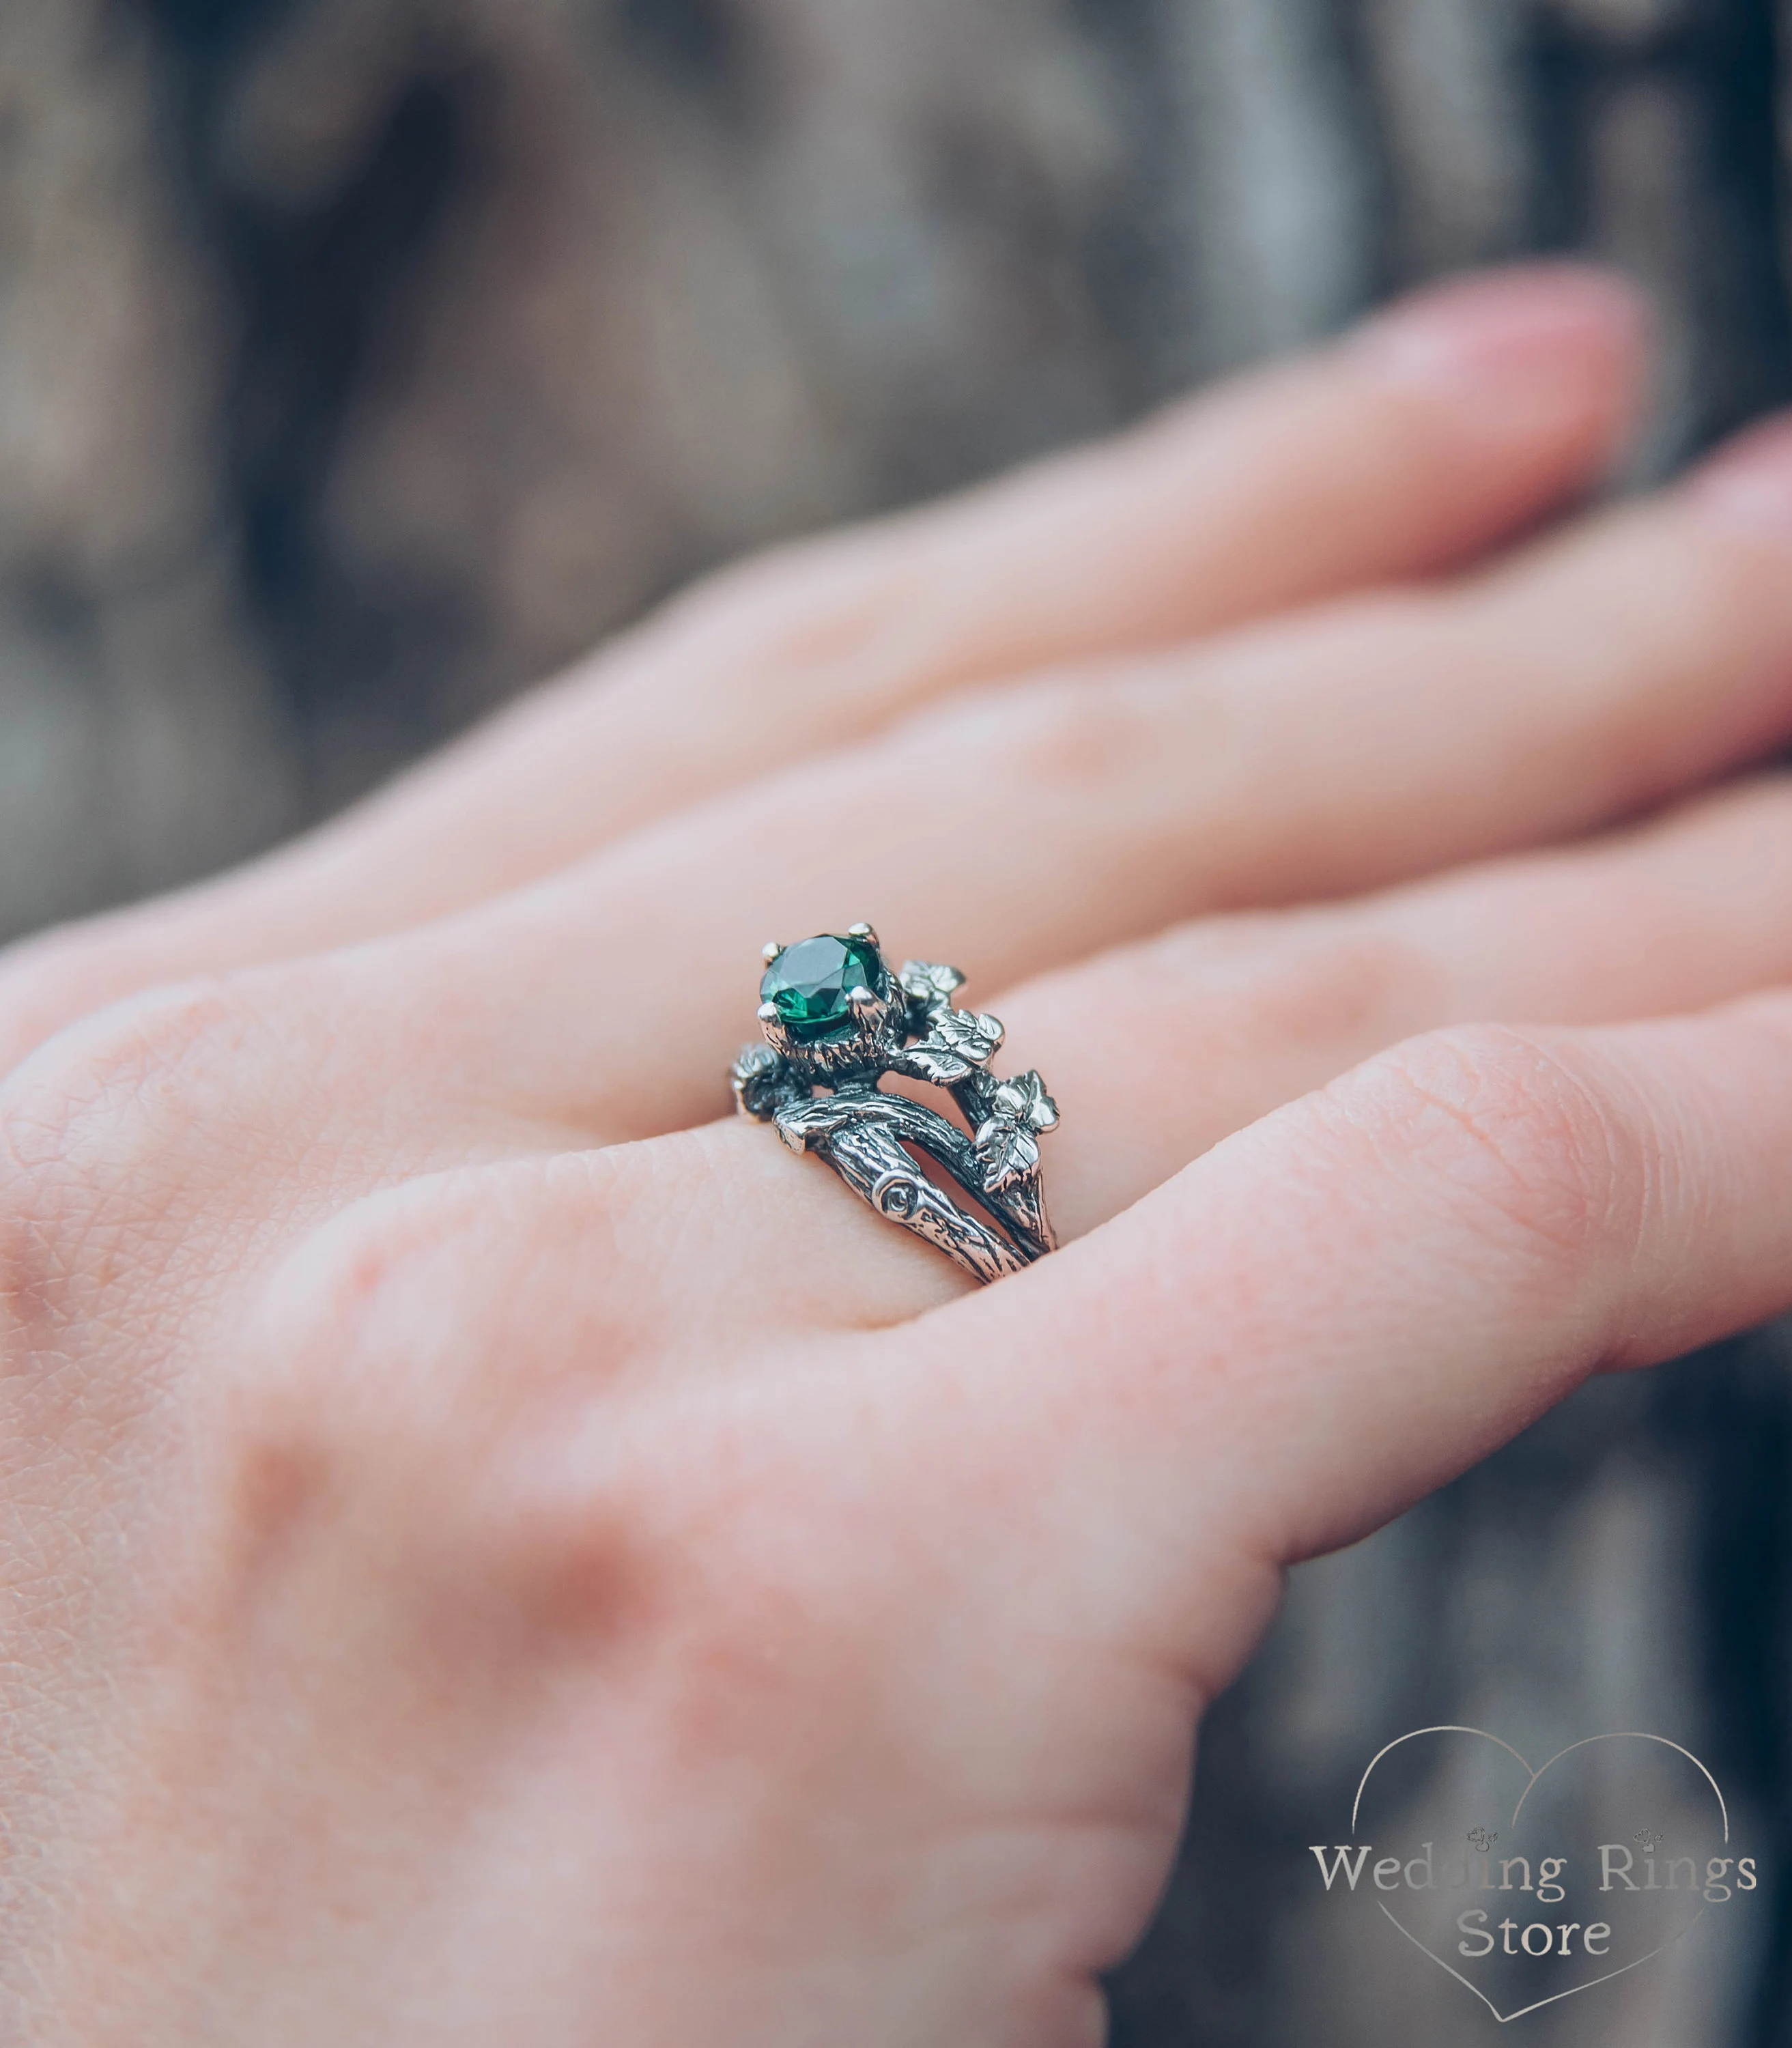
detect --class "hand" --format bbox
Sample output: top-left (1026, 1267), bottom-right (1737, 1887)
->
top-left (6, 264), bottom-right (1792, 2045)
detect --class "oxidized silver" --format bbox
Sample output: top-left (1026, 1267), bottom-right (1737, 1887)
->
top-left (730, 923), bottom-right (1058, 1283)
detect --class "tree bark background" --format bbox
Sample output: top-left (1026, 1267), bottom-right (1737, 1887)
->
top-left (1, 3), bottom-right (1789, 2041)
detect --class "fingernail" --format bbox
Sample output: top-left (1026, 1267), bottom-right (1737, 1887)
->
top-left (1354, 262), bottom-right (1649, 413)
top-left (1688, 414), bottom-right (1792, 539)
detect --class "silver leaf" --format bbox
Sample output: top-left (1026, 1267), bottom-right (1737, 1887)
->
top-left (926, 1007), bottom-right (1004, 1065)
top-left (975, 1120), bottom-right (1040, 1193)
top-left (898, 958), bottom-right (965, 1005)
top-left (894, 1043), bottom-right (975, 1085)
top-left (1012, 1070), bottom-right (1058, 1132)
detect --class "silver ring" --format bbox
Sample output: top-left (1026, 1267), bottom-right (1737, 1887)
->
top-left (730, 924), bottom-right (1059, 1284)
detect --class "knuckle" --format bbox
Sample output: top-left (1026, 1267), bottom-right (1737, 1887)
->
top-left (1, 976), bottom-right (248, 1167)
top-left (650, 525), bottom-right (920, 702)
top-left (1271, 927), bottom-right (1442, 1046)
top-left (225, 1181), bottom-right (521, 1599)
top-left (0, 917), bottom-right (167, 1082)
top-left (231, 1164), bottom-right (853, 1716)
top-left (911, 665), bottom-right (1217, 822)
top-left (1335, 1023), bottom-right (1642, 1264)
top-left (242, 1171), bottom-right (513, 1433)
top-left (0, 977), bottom-right (261, 1303)
top-left (997, 670), bottom-right (1189, 797)
top-left (251, 1156), bottom-right (641, 1397)
top-left (236, 1160), bottom-right (654, 1584)
top-left (1155, 912), bottom-right (1445, 1049)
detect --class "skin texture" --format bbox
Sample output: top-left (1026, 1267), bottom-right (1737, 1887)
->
top-left (7, 263), bottom-right (1792, 2043)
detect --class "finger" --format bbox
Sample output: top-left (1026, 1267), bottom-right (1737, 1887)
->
top-left (219, 773), bottom-right (1792, 1351)
top-left (962, 989), bottom-right (1792, 1599)
top-left (237, 412), bottom-right (1792, 1149)
top-left (18, 394), bottom-right (1778, 1152)
top-left (1, 265), bottom-right (1642, 1057)
top-left (996, 771), bottom-right (1792, 1236)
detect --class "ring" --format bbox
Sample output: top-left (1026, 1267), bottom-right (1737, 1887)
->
top-left (730, 924), bottom-right (1059, 1284)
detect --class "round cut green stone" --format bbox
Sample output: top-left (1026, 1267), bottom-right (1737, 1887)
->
top-left (761, 934), bottom-right (885, 1044)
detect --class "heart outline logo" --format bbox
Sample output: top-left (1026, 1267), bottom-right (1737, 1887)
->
top-left (1350, 1726), bottom-right (1729, 2025)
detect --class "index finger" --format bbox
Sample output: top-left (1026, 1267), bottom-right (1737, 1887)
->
top-left (4, 266), bottom-right (1642, 1036)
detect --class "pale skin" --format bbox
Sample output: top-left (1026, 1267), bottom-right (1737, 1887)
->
top-left (8, 263), bottom-right (1792, 2043)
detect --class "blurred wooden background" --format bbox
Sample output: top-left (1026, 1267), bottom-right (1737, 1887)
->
top-left (1, 3), bottom-right (1789, 2041)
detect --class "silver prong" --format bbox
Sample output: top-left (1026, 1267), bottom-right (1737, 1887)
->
top-left (762, 941), bottom-right (784, 964)
top-left (757, 1001), bottom-right (780, 1023)
top-left (847, 984), bottom-right (877, 1007)
top-left (847, 921), bottom-right (877, 945)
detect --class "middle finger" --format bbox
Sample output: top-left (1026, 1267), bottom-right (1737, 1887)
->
top-left (309, 415), bottom-right (1792, 1148)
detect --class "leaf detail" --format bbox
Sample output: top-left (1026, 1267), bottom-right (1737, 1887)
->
top-left (893, 1043), bottom-right (974, 1085)
top-left (1015, 1071), bottom-right (1058, 1132)
top-left (929, 1007), bottom-right (1004, 1064)
top-left (974, 1119), bottom-right (1040, 1193)
top-left (898, 959), bottom-right (965, 1006)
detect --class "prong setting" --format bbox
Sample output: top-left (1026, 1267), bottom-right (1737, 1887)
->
top-left (733, 927), bottom-right (1058, 1281)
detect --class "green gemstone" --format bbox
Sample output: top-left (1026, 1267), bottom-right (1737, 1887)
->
top-left (761, 934), bottom-right (885, 1044)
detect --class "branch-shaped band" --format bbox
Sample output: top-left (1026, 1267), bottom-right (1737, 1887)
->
top-left (730, 926), bottom-right (1058, 1283)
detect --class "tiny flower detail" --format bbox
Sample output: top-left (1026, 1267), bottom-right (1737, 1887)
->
top-left (1467, 1827), bottom-right (1496, 1853)
top-left (973, 1069), bottom-right (1059, 1193)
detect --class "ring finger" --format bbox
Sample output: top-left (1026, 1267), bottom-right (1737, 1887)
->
top-left (235, 771), bottom-right (1792, 1352)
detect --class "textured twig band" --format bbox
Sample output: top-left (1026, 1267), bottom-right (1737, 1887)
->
top-left (731, 924), bottom-right (1057, 1283)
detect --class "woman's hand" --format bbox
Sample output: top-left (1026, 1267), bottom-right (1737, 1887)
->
top-left (5, 264), bottom-right (1792, 2045)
